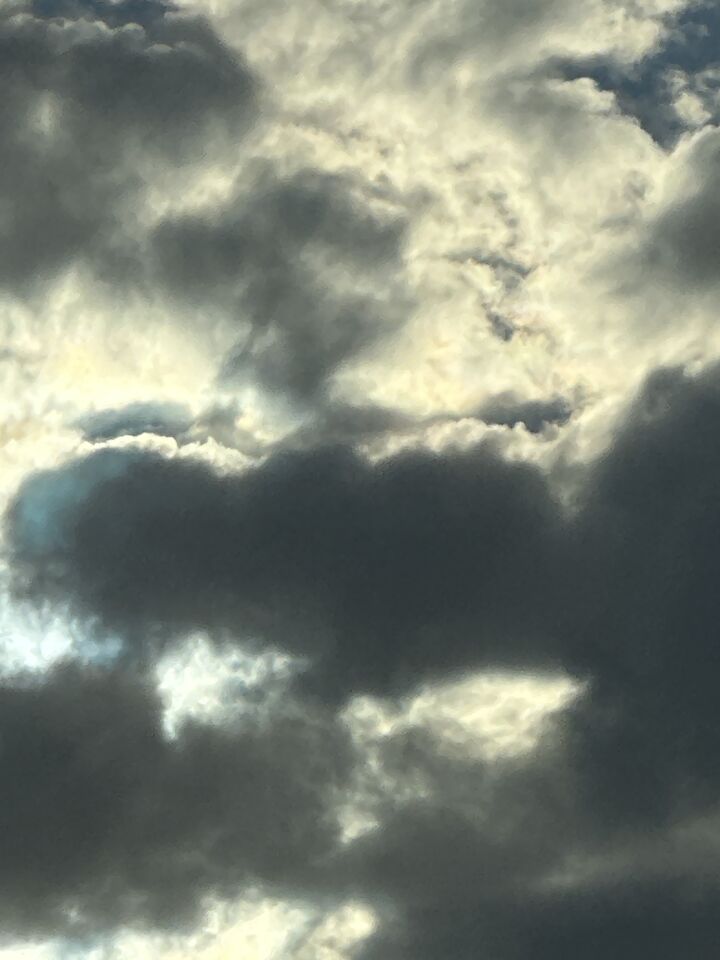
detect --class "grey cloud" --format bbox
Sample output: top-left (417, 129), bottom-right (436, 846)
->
top-left (356, 883), bottom-right (720, 960)
top-left (6, 0), bottom-right (720, 954)
top-left (151, 167), bottom-right (408, 400)
top-left (333, 721), bottom-right (578, 900)
top-left (0, 1), bottom-right (256, 291)
top-left (329, 668), bottom-right (718, 960)
top-left (323, 360), bottom-right (720, 958)
top-left (75, 401), bottom-right (193, 442)
top-left (635, 129), bottom-right (720, 291)
top-left (274, 402), bottom-right (416, 453)
top-left (264, 390), bottom-right (572, 457)
top-left (9, 359), bottom-right (720, 814)
top-left (5, 440), bottom-right (567, 698)
top-left (478, 391), bottom-right (572, 433)
top-left (31, 0), bottom-right (175, 28)
top-left (560, 362), bottom-right (720, 829)
top-left (0, 2), bottom-right (409, 402)
top-left (0, 661), bottom-right (351, 937)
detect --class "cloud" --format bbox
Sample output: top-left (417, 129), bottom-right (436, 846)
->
top-left (0, 0), bottom-right (256, 293)
top-left (355, 882), bottom-right (720, 960)
top-left (562, 361), bottom-right (720, 827)
top-left (0, 661), bottom-right (352, 938)
top-left (2, 0), bottom-right (720, 956)
top-left (150, 166), bottom-right (409, 401)
top-left (478, 391), bottom-right (573, 433)
top-left (544, 1), bottom-right (720, 147)
top-left (635, 127), bottom-right (720, 291)
top-left (338, 359), bottom-right (720, 957)
top-left (5, 439), bottom-right (567, 696)
top-left (75, 401), bottom-right (193, 442)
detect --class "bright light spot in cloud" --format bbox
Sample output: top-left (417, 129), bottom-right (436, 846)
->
top-left (155, 633), bottom-right (303, 737)
top-left (29, 94), bottom-right (61, 140)
top-left (0, 945), bottom-right (55, 960)
top-left (0, 588), bottom-right (125, 678)
top-left (0, 589), bottom-right (75, 677)
top-left (345, 669), bottom-right (582, 761)
top-left (107, 896), bottom-right (307, 960)
top-left (407, 669), bottom-right (582, 758)
top-left (8, 897), bottom-right (377, 960)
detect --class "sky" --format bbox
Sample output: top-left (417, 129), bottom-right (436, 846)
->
top-left (1, 0), bottom-right (720, 956)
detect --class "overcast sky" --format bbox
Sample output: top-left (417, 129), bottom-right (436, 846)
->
top-left (1, 0), bottom-right (720, 956)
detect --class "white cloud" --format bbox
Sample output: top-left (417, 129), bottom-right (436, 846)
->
top-left (155, 633), bottom-right (302, 737)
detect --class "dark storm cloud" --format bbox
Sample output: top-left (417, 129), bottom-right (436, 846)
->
top-left (8, 359), bottom-right (720, 785)
top-left (562, 362), bottom-right (720, 828)
top-left (0, 661), bottom-right (351, 938)
top-left (0, 0), bottom-right (256, 291)
top-left (6, 439), bottom-right (566, 697)
top-left (151, 167), bottom-right (408, 400)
